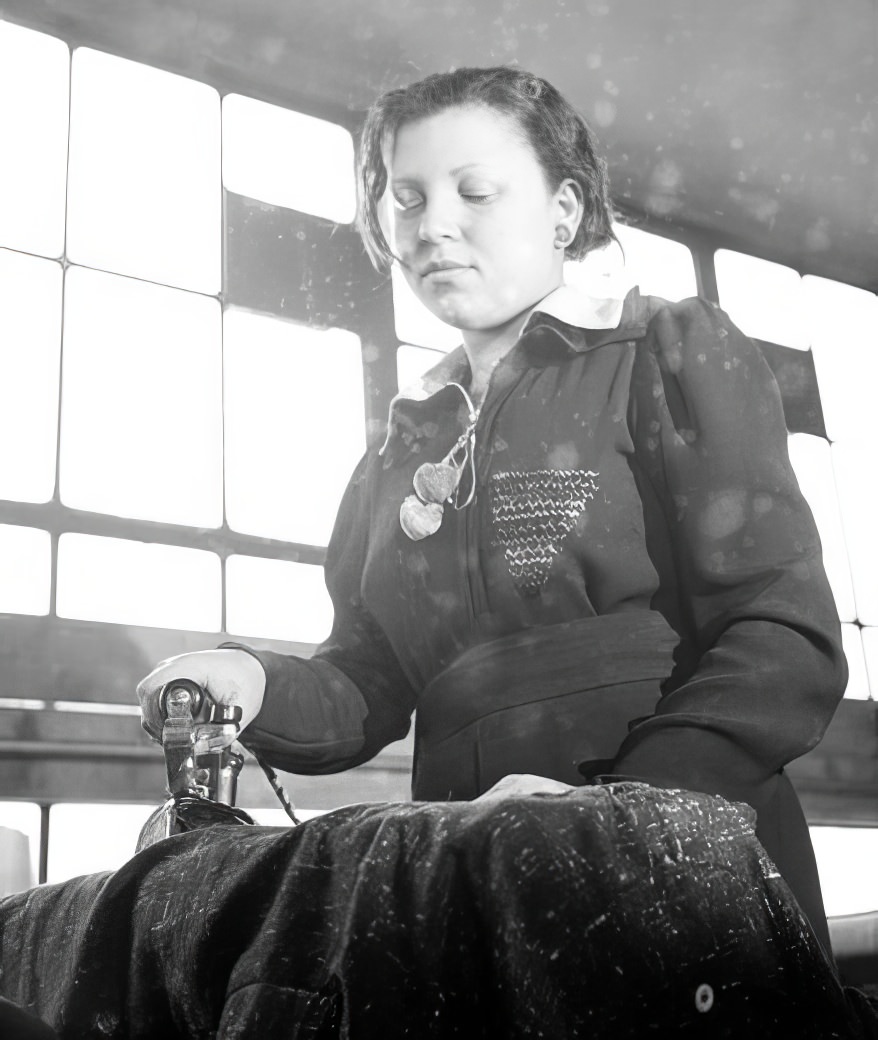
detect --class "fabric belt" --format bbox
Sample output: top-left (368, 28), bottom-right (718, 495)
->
top-left (412, 611), bottom-right (679, 800)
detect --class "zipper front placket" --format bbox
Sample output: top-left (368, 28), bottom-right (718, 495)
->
top-left (453, 354), bottom-right (526, 629)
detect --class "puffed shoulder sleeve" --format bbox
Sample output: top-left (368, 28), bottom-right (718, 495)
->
top-left (614, 297), bottom-right (847, 802)
top-left (231, 452), bottom-right (417, 774)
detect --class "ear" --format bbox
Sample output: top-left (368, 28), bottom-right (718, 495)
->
top-left (553, 178), bottom-right (584, 249)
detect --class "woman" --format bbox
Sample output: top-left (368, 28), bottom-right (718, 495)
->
top-left (137, 67), bottom-right (847, 952)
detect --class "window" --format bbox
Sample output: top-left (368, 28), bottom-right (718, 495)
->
top-left (715, 249), bottom-right (808, 349)
top-left (810, 826), bottom-right (878, 916)
top-left (715, 253), bottom-right (878, 690)
top-left (803, 275), bottom-right (878, 444)
top-left (59, 266), bottom-right (223, 527)
top-left (396, 343), bottom-right (447, 391)
top-left (0, 21), bottom-right (69, 258)
top-left (226, 555), bottom-right (333, 644)
top-left (222, 94), bottom-right (355, 223)
top-left (831, 443), bottom-right (878, 626)
top-left (787, 434), bottom-right (855, 623)
top-left (0, 802), bottom-right (41, 894)
top-left (0, 526), bottom-right (51, 616)
top-left (224, 308), bottom-right (365, 546)
top-left (612, 224), bottom-right (697, 301)
top-left (391, 265), bottom-right (461, 352)
top-left (840, 624), bottom-right (871, 701)
top-left (46, 804), bottom-right (154, 882)
top-left (66, 48), bottom-right (221, 294)
top-left (56, 534), bottom-right (221, 630)
top-left (0, 249), bottom-right (62, 503)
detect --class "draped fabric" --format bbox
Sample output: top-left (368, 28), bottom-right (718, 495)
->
top-left (0, 784), bottom-right (874, 1039)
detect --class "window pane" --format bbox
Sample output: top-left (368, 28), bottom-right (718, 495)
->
top-left (841, 624), bottom-right (871, 700)
top-left (0, 801), bottom-right (41, 895)
top-left (786, 434), bottom-right (855, 623)
top-left (861, 627), bottom-right (878, 700)
top-left (67, 48), bottom-right (220, 294)
top-left (613, 225), bottom-right (697, 301)
top-left (57, 533), bottom-right (221, 630)
top-left (397, 343), bottom-right (445, 392)
top-left (224, 309), bottom-right (365, 546)
top-left (391, 265), bottom-right (461, 352)
top-left (226, 555), bottom-right (332, 644)
top-left (47, 804), bottom-right (153, 883)
top-left (222, 94), bottom-right (355, 224)
top-left (831, 442), bottom-right (878, 626)
top-left (0, 526), bottom-right (51, 615)
top-left (803, 275), bottom-right (878, 444)
top-left (810, 826), bottom-right (878, 916)
top-left (0, 249), bottom-right (62, 502)
top-left (60, 266), bottom-right (223, 527)
top-left (0, 21), bottom-right (68, 258)
top-left (715, 250), bottom-right (807, 349)
top-left (563, 238), bottom-right (631, 304)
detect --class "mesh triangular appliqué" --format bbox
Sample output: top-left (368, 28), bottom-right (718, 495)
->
top-left (490, 469), bottom-right (599, 594)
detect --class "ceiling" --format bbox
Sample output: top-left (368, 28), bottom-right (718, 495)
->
top-left (5, 0), bottom-right (877, 290)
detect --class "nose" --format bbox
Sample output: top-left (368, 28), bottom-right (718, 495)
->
top-left (417, 196), bottom-right (461, 243)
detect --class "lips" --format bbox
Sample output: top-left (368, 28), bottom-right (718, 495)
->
top-left (420, 259), bottom-right (470, 277)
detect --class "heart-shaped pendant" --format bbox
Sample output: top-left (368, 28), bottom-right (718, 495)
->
top-left (400, 495), bottom-right (444, 540)
top-left (412, 461), bottom-right (460, 504)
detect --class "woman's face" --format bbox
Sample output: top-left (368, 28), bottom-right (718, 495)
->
top-left (386, 105), bottom-right (576, 338)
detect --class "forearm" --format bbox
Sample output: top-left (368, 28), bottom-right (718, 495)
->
top-left (226, 643), bottom-right (414, 775)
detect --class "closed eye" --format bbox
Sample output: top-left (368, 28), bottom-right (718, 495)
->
top-left (462, 193), bottom-right (497, 204)
top-left (392, 192), bottom-right (423, 211)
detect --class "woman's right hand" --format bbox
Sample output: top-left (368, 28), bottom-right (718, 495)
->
top-left (136, 648), bottom-right (267, 743)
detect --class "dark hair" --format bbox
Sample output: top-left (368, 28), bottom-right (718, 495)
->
top-left (356, 65), bottom-right (617, 271)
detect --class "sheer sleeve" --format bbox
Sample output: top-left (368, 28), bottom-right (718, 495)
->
top-left (233, 453), bottom-right (418, 775)
top-left (613, 297), bottom-right (847, 804)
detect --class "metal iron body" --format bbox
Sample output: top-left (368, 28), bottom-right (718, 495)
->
top-left (136, 679), bottom-right (254, 852)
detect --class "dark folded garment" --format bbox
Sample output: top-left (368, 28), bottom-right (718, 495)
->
top-left (0, 783), bottom-right (873, 1038)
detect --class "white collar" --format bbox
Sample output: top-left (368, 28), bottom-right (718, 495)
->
top-left (531, 282), bottom-right (626, 331)
top-left (393, 281), bottom-right (628, 406)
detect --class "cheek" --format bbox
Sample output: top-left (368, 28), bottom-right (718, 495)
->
top-left (485, 212), bottom-right (556, 275)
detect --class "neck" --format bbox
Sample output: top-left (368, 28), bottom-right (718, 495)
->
top-left (461, 302), bottom-right (542, 405)
top-left (462, 330), bottom-right (520, 405)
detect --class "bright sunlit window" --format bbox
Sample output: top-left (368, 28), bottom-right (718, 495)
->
top-left (222, 94), bottom-right (356, 224)
top-left (66, 48), bottom-right (221, 294)
top-left (831, 442), bottom-right (878, 627)
top-left (0, 525), bottom-right (51, 616)
top-left (563, 237), bottom-right (631, 303)
top-left (786, 434), bottom-right (855, 623)
top-left (226, 555), bottom-right (333, 644)
top-left (56, 533), bottom-right (221, 630)
top-left (46, 803), bottom-right (154, 882)
top-left (59, 266), bottom-right (223, 527)
top-left (803, 274), bottom-right (878, 445)
top-left (396, 343), bottom-right (446, 391)
top-left (715, 250), bottom-right (808, 349)
top-left (0, 248), bottom-right (62, 503)
top-left (861, 628), bottom-right (878, 699)
top-left (841, 624), bottom-right (871, 701)
top-left (224, 308), bottom-right (366, 546)
top-left (391, 265), bottom-right (461, 352)
top-left (0, 801), bottom-right (41, 895)
top-left (612, 224), bottom-right (697, 301)
top-left (0, 21), bottom-right (69, 259)
top-left (811, 826), bottom-right (878, 916)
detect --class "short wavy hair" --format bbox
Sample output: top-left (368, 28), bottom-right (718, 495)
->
top-left (356, 65), bottom-right (617, 271)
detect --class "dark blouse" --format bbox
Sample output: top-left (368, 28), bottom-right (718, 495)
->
top-left (239, 286), bottom-right (846, 801)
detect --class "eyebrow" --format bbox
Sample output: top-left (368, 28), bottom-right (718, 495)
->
top-left (449, 163), bottom-right (490, 176)
top-left (390, 162), bottom-right (493, 186)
